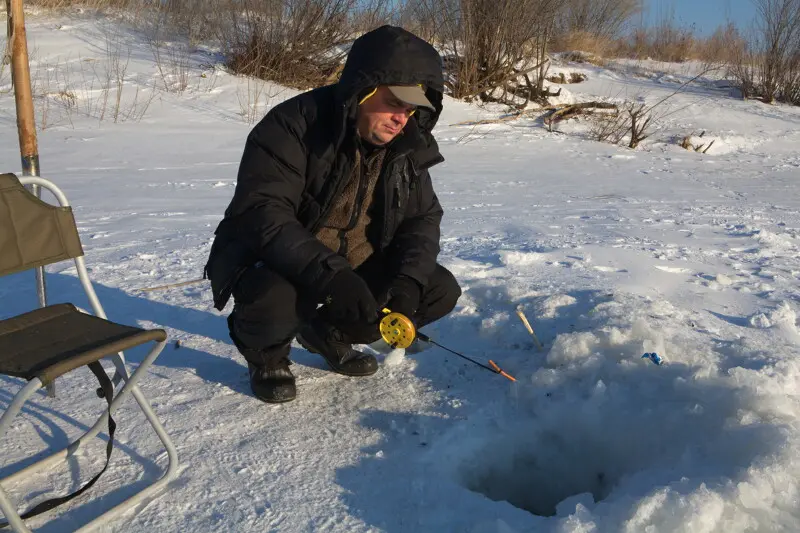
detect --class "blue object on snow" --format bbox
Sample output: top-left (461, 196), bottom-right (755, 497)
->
top-left (642, 352), bottom-right (663, 366)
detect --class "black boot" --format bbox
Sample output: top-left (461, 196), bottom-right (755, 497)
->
top-left (228, 314), bottom-right (297, 403)
top-left (248, 360), bottom-right (296, 403)
top-left (296, 319), bottom-right (379, 377)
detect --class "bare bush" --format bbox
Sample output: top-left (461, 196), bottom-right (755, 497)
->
top-left (25, 47), bottom-right (77, 130)
top-left (391, 0), bottom-right (437, 42)
top-left (236, 77), bottom-right (286, 125)
top-left (557, 0), bottom-right (640, 42)
top-left (120, 78), bottom-right (158, 121)
top-left (586, 101), bottom-right (653, 148)
top-left (350, 0), bottom-right (393, 33)
top-left (220, 0), bottom-right (359, 89)
top-left (754, 0), bottom-right (800, 103)
top-left (624, 102), bottom-right (654, 148)
top-left (551, 31), bottom-right (615, 57)
top-left (586, 65), bottom-right (716, 149)
top-left (19, 0), bottom-right (131, 9)
top-left (783, 55), bottom-right (800, 104)
top-left (412, 0), bottom-right (561, 105)
top-left (729, 36), bottom-right (759, 100)
top-left (697, 23), bottom-right (747, 65)
top-left (619, 17), bottom-right (698, 63)
top-left (589, 109), bottom-right (628, 144)
top-left (729, 0), bottom-right (800, 104)
top-left (96, 23), bottom-right (160, 122)
top-left (105, 33), bottom-right (130, 122)
top-left (150, 38), bottom-right (191, 94)
top-left (30, 38), bottom-right (157, 125)
top-left (155, 0), bottom-right (221, 45)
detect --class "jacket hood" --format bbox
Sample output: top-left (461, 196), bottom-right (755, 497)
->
top-left (336, 25), bottom-right (445, 137)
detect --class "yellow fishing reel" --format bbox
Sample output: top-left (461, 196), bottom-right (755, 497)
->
top-left (379, 308), bottom-right (416, 349)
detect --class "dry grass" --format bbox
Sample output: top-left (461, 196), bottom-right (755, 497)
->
top-left (22, 25), bottom-right (160, 130)
top-left (552, 31), bottom-right (616, 58)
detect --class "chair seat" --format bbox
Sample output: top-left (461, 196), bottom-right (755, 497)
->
top-left (0, 303), bottom-right (166, 384)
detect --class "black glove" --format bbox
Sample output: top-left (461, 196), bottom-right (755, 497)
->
top-left (380, 275), bottom-right (422, 320)
top-left (322, 269), bottom-right (378, 324)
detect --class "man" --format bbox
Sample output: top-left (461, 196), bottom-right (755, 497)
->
top-left (204, 25), bottom-right (461, 403)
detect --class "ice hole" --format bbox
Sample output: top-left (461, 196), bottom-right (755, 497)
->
top-left (460, 430), bottom-right (617, 517)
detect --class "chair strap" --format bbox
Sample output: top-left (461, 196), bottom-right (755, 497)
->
top-left (0, 362), bottom-right (116, 529)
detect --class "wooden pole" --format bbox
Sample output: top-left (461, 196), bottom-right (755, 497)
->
top-left (9, 0), bottom-right (52, 395)
top-left (8, 0), bottom-right (38, 175)
top-left (8, 0), bottom-right (46, 304)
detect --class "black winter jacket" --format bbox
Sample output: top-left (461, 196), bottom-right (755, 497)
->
top-left (205, 26), bottom-right (446, 311)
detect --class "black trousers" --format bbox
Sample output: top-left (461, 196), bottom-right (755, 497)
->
top-left (228, 254), bottom-right (462, 367)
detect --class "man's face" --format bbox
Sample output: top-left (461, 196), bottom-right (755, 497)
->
top-left (356, 86), bottom-right (417, 145)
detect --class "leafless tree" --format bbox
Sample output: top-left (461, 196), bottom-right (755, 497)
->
top-left (731, 0), bottom-right (800, 104)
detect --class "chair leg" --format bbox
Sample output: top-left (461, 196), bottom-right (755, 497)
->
top-left (76, 386), bottom-right (179, 532)
top-left (3, 340), bottom-right (173, 485)
top-left (1, 340), bottom-right (179, 532)
top-left (75, 340), bottom-right (180, 532)
top-left (0, 487), bottom-right (33, 533)
top-left (0, 378), bottom-right (43, 533)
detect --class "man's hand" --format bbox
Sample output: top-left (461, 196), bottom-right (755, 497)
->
top-left (380, 275), bottom-right (422, 320)
top-left (323, 269), bottom-right (378, 324)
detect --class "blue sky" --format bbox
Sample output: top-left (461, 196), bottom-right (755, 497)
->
top-left (643, 0), bottom-right (758, 35)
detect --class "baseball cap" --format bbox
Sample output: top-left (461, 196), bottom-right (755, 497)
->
top-left (387, 85), bottom-right (435, 111)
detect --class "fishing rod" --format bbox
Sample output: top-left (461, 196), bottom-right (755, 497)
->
top-left (133, 280), bottom-right (520, 383)
top-left (379, 309), bottom-right (516, 382)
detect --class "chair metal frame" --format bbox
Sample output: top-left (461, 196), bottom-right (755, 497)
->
top-left (0, 176), bottom-right (179, 532)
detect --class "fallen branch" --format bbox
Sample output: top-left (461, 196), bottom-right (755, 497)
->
top-left (543, 101), bottom-right (618, 131)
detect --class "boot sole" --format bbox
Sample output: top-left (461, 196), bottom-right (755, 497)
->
top-left (253, 393), bottom-right (296, 404)
top-left (251, 384), bottom-right (297, 403)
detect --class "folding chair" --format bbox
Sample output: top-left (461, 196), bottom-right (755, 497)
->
top-left (0, 173), bottom-right (179, 532)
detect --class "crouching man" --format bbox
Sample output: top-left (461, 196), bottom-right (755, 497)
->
top-left (205, 25), bottom-right (461, 403)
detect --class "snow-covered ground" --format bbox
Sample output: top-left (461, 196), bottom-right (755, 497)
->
top-left (2, 13), bottom-right (800, 533)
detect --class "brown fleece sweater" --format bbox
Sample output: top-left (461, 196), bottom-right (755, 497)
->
top-left (315, 146), bottom-right (387, 268)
